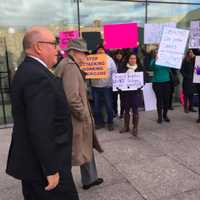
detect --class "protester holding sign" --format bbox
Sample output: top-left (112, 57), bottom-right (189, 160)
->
top-left (119, 53), bottom-right (144, 137)
top-left (91, 45), bottom-right (117, 131)
top-left (113, 50), bottom-right (126, 118)
top-left (180, 49), bottom-right (196, 113)
top-left (150, 49), bottom-right (171, 124)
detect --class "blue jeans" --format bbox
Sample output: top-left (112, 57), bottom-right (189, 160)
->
top-left (92, 87), bottom-right (113, 125)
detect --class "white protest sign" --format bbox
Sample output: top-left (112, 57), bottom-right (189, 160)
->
top-left (190, 38), bottom-right (200, 49)
top-left (193, 56), bottom-right (200, 83)
top-left (156, 27), bottom-right (189, 69)
top-left (189, 21), bottom-right (200, 49)
top-left (112, 72), bottom-right (144, 92)
top-left (156, 52), bottom-right (183, 69)
top-left (142, 83), bottom-right (157, 111)
top-left (112, 73), bottom-right (126, 91)
top-left (144, 22), bottom-right (176, 44)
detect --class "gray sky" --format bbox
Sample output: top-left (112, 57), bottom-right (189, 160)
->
top-left (0, 0), bottom-right (199, 28)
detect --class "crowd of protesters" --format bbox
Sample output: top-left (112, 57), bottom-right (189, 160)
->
top-left (54, 43), bottom-right (200, 138)
top-left (80, 45), bottom-right (200, 138)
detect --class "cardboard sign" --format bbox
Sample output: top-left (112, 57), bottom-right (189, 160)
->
top-left (104, 23), bottom-right (138, 49)
top-left (189, 21), bottom-right (200, 49)
top-left (81, 54), bottom-right (108, 79)
top-left (59, 31), bottom-right (79, 49)
top-left (156, 27), bottom-right (189, 69)
top-left (142, 83), bottom-right (157, 111)
top-left (82, 32), bottom-right (101, 51)
top-left (112, 72), bottom-right (144, 92)
top-left (144, 22), bottom-right (176, 44)
top-left (193, 56), bottom-right (200, 83)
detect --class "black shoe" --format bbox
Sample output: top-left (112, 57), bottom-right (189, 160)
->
top-left (113, 113), bottom-right (118, 118)
top-left (82, 178), bottom-right (104, 190)
top-left (163, 116), bottom-right (170, 122)
top-left (157, 118), bottom-right (162, 124)
top-left (168, 106), bottom-right (174, 110)
top-left (107, 124), bottom-right (114, 131)
top-left (189, 108), bottom-right (197, 113)
top-left (196, 118), bottom-right (200, 123)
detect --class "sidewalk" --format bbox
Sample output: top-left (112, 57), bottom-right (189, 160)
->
top-left (1, 107), bottom-right (200, 200)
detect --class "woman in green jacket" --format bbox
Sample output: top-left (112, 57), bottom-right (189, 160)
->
top-left (150, 49), bottom-right (171, 123)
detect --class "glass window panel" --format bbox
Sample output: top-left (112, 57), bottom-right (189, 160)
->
top-left (0, 0), bottom-right (78, 74)
top-left (0, 0), bottom-right (79, 125)
top-left (0, 93), bottom-right (12, 125)
top-left (103, 0), bottom-right (200, 4)
top-left (79, 0), bottom-right (145, 45)
top-left (147, 3), bottom-right (200, 28)
top-left (80, 0), bottom-right (145, 26)
top-left (148, 0), bottom-right (200, 3)
top-left (0, 0), bottom-right (77, 28)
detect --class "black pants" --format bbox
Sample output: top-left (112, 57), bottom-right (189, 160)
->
top-left (22, 172), bottom-right (79, 200)
top-left (153, 82), bottom-right (171, 117)
top-left (182, 79), bottom-right (195, 111)
top-left (183, 94), bottom-right (194, 110)
top-left (113, 91), bottom-right (118, 115)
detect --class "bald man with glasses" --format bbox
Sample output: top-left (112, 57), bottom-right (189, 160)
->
top-left (6, 27), bottom-right (79, 200)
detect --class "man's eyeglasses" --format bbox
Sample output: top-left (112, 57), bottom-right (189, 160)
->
top-left (37, 40), bottom-right (59, 48)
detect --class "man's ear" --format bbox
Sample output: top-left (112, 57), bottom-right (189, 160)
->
top-left (33, 43), bottom-right (42, 54)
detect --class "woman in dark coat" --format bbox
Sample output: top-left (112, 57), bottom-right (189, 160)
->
top-left (180, 49), bottom-right (196, 113)
top-left (120, 53), bottom-right (144, 137)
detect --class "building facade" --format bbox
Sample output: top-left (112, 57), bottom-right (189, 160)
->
top-left (0, 0), bottom-right (200, 124)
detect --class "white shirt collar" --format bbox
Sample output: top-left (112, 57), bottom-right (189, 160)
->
top-left (29, 56), bottom-right (48, 69)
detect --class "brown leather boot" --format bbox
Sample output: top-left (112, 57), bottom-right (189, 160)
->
top-left (120, 113), bottom-right (130, 133)
top-left (132, 114), bottom-right (139, 137)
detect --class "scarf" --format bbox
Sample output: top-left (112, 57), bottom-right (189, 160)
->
top-left (127, 63), bottom-right (138, 72)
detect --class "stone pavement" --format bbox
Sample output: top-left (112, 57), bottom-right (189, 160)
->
top-left (1, 106), bottom-right (200, 200)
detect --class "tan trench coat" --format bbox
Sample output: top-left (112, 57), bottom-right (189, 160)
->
top-left (55, 57), bottom-right (102, 166)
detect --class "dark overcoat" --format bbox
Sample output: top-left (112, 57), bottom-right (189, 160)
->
top-left (6, 57), bottom-right (74, 182)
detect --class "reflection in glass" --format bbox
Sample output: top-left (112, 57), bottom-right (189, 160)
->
top-left (80, 0), bottom-right (145, 26)
top-left (148, 3), bottom-right (200, 28)
top-left (0, 0), bottom-right (77, 28)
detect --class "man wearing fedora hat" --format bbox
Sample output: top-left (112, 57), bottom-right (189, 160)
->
top-left (55, 38), bottom-right (104, 190)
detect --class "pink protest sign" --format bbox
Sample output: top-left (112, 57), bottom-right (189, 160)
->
top-left (59, 31), bottom-right (79, 49)
top-left (103, 23), bottom-right (138, 49)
